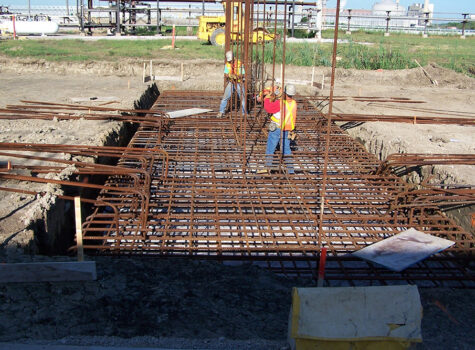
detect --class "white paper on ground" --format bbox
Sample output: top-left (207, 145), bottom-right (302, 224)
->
top-left (352, 228), bottom-right (455, 272)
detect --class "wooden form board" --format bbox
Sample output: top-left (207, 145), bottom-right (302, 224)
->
top-left (167, 108), bottom-right (212, 118)
top-left (0, 261), bottom-right (97, 283)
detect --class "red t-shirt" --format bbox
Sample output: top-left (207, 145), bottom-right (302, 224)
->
top-left (264, 98), bottom-right (280, 114)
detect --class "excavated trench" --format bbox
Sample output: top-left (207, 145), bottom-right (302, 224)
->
top-left (26, 84), bottom-right (160, 256)
top-left (346, 127), bottom-right (475, 236)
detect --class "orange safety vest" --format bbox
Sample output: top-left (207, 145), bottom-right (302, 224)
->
top-left (271, 99), bottom-right (296, 131)
top-left (225, 60), bottom-right (244, 81)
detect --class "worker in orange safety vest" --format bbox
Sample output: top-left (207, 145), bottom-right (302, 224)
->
top-left (217, 50), bottom-right (246, 117)
top-left (257, 84), bottom-right (297, 174)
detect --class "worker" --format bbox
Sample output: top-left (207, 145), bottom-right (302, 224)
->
top-left (256, 80), bottom-right (280, 104)
top-left (258, 84), bottom-right (297, 174)
top-left (217, 50), bottom-right (246, 118)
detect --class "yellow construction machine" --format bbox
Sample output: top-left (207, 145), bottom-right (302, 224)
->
top-left (197, 1), bottom-right (276, 46)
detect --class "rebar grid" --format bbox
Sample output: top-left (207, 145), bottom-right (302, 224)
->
top-left (377, 153), bottom-right (475, 175)
top-left (0, 143), bottom-right (170, 237)
top-left (75, 91), bottom-right (474, 286)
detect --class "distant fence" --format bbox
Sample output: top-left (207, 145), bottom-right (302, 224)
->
top-left (6, 4), bottom-right (474, 37)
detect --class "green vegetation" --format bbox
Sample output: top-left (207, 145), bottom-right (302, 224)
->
top-left (263, 40), bottom-right (414, 70)
top-left (260, 30), bottom-right (474, 75)
top-left (437, 22), bottom-right (475, 30)
top-left (335, 30), bottom-right (474, 76)
top-left (134, 25), bottom-right (198, 36)
top-left (0, 29), bottom-right (473, 77)
top-left (0, 38), bottom-right (222, 61)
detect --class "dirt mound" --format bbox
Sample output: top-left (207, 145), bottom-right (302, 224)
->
top-left (333, 64), bottom-right (475, 89)
top-left (0, 57), bottom-right (222, 78)
top-left (423, 63), bottom-right (475, 89)
top-left (2, 56), bottom-right (473, 91)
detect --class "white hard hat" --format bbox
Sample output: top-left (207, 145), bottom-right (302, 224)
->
top-left (285, 84), bottom-right (296, 96)
top-left (225, 51), bottom-right (234, 62)
top-left (264, 80), bottom-right (273, 89)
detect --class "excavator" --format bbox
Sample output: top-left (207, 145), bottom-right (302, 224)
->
top-left (197, 1), bottom-right (276, 46)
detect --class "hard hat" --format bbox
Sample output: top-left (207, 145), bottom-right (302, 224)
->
top-left (264, 80), bottom-right (273, 89)
top-left (285, 84), bottom-right (296, 96)
top-left (225, 51), bottom-right (233, 62)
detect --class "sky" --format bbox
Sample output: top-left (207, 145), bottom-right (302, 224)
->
top-left (327, 1), bottom-right (474, 15)
top-left (4, 0), bottom-right (475, 15)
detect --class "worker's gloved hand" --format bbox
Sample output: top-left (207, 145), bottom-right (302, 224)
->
top-left (228, 74), bottom-right (237, 81)
top-left (288, 130), bottom-right (297, 141)
top-left (269, 93), bottom-right (278, 102)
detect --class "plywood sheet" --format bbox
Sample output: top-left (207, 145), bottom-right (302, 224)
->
top-left (353, 228), bottom-right (455, 272)
top-left (166, 108), bottom-right (212, 118)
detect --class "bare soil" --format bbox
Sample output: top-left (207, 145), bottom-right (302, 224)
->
top-left (0, 57), bottom-right (474, 349)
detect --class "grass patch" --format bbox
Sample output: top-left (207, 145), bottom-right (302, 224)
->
top-left (0, 30), bottom-right (473, 77)
top-left (0, 39), bottom-right (222, 61)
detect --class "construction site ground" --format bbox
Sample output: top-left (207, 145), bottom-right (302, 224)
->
top-left (0, 58), bottom-right (474, 349)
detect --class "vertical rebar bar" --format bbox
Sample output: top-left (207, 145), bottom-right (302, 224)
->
top-left (279, 0), bottom-right (288, 168)
top-left (318, 0), bottom-right (341, 249)
top-left (260, 0), bottom-right (267, 97)
top-left (242, 0), bottom-right (252, 172)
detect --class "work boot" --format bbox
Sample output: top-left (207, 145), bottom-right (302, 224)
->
top-left (216, 112), bottom-right (224, 118)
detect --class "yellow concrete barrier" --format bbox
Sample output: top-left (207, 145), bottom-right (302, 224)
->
top-left (288, 285), bottom-right (423, 350)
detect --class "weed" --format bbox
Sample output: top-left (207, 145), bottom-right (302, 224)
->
top-left (0, 30), bottom-right (473, 77)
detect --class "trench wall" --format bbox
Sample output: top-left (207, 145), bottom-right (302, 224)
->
top-left (346, 124), bottom-right (474, 235)
top-left (27, 84), bottom-right (160, 255)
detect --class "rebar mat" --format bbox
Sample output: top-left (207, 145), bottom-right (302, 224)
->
top-left (80, 91), bottom-right (474, 287)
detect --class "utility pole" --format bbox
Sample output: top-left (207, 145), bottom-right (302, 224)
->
top-left (316, 0), bottom-right (322, 40)
top-left (346, 9), bottom-right (351, 35)
top-left (115, 0), bottom-right (120, 35)
top-left (80, 0), bottom-right (84, 33)
top-left (422, 11), bottom-right (429, 38)
top-left (156, 0), bottom-right (161, 35)
top-left (291, 0), bottom-right (296, 37)
top-left (385, 10), bottom-right (390, 36)
top-left (461, 13), bottom-right (468, 39)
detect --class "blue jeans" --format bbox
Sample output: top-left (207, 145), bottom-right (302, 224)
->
top-left (265, 128), bottom-right (294, 174)
top-left (219, 82), bottom-right (246, 114)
